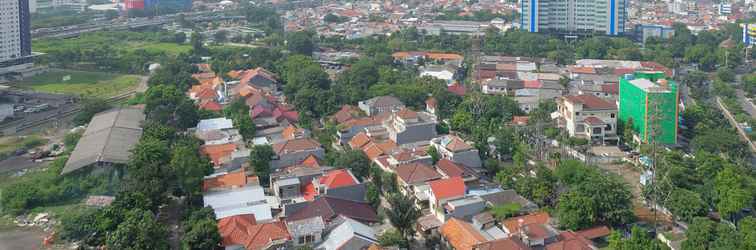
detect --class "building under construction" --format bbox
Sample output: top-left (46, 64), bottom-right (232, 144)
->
top-left (618, 71), bottom-right (679, 145)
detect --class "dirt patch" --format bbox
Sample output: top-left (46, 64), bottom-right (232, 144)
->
top-left (0, 228), bottom-right (46, 250)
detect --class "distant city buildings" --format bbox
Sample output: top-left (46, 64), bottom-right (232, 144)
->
top-left (743, 23), bottom-right (756, 47)
top-left (0, 0), bottom-right (33, 75)
top-left (519, 0), bottom-right (627, 35)
top-left (618, 71), bottom-right (679, 145)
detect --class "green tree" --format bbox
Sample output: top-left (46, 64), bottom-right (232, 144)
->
top-left (386, 194), bottom-right (420, 240)
top-left (333, 150), bottom-right (371, 180)
top-left (250, 145), bottom-right (274, 186)
top-left (683, 217), bottom-right (717, 250)
top-left (608, 226), bottom-right (669, 250)
top-left (171, 141), bottom-right (213, 201)
top-left (666, 188), bottom-right (706, 223)
top-left (427, 146), bottom-right (440, 164)
top-left (106, 209), bottom-right (169, 250)
top-left (74, 98), bottom-right (112, 126)
top-left (366, 182), bottom-right (381, 209)
top-left (287, 31), bottom-right (314, 56)
top-left (378, 229), bottom-right (409, 248)
top-left (557, 191), bottom-right (596, 230)
top-left (715, 166), bottom-right (751, 220)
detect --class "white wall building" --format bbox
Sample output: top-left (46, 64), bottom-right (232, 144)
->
top-left (520, 0), bottom-right (628, 35)
top-left (558, 94), bottom-right (619, 145)
top-left (0, 0), bottom-right (32, 75)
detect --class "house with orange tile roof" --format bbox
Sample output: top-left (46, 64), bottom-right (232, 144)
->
top-left (476, 237), bottom-right (531, 250)
top-left (198, 99), bottom-right (223, 112)
top-left (439, 218), bottom-right (489, 250)
top-left (329, 105), bottom-right (363, 124)
top-left (202, 168), bottom-right (258, 192)
top-left (230, 67), bottom-right (279, 93)
top-left (430, 135), bottom-right (482, 169)
top-left (301, 169), bottom-right (360, 201)
top-left (217, 214), bottom-right (291, 250)
top-left (200, 143), bottom-right (237, 167)
top-left (428, 177), bottom-right (467, 219)
top-left (502, 212), bottom-right (559, 247)
top-left (281, 124), bottom-right (310, 141)
top-left (435, 159), bottom-right (479, 183)
top-left (271, 138), bottom-right (325, 169)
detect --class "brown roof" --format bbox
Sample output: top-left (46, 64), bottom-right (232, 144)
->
top-left (286, 196), bottom-right (379, 224)
top-left (436, 159), bottom-right (475, 178)
top-left (546, 231), bottom-right (595, 250)
top-left (600, 83), bottom-right (619, 94)
top-left (272, 138), bottom-right (321, 155)
top-left (200, 143), bottom-right (237, 166)
top-left (218, 215), bottom-right (291, 250)
top-left (583, 116), bottom-right (605, 126)
top-left (396, 108), bottom-right (418, 119)
top-left (476, 237), bottom-right (531, 250)
top-left (349, 132), bottom-right (371, 150)
top-left (394, 163), bottom-right (442, 185)
top-left (202, 169), bottom-right (253, 191)
top-left (444, 135), bottom-right (474, 152)
top-left (512, 116), bottom-right (530, 126)
top-left (440, 218), bottom-right (488, 250)
top-left (332, 105), bottom-right (362, 123)
top-left (503, 212), bottom-right (551, 234)
top-left (576, 226), bottom-right (611, 240)
top-left (563, 95), bottom-right (616, 110)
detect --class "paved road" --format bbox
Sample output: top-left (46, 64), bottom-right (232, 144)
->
top-left (736, 90), bottom-right (756, 118)
top-left (0, 155), bottom-right (48, 174)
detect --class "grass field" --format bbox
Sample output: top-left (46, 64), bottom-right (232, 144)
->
top-left (16, 70), bottom-right (141, 97)
top-left (130, 42), bottom-right (192, 55)
top-left (0, 136), bottom-right (48, 155)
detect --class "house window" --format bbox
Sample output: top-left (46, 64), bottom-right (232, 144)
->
top-left (305, 235), bottom-right (316, 243)
top-left (606, 124), bottom-right (612, 131)
top-left (575, 112), bottom-right (580, 116)
top-left (298, 236), bottom-right (305, 244)
top-left (610, 113), bottom-right (615, 118)
top-left (592, 127), bottom-right (602, 134)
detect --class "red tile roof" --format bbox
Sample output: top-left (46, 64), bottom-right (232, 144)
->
top-left (199, 100), bottom-right (223, 112)
top-left (503, 212), bottom-right (551, 233)
top-left (429, 177), bottom-right (466, 203)
top-left (546, 231), bottom-right (595, 250)
top-left (476, 237), bottom-right (531, 250)
top-left (272, 138), bottom-right (321, 155)
top-left (569, 66), bottom-right (596, 74)
top-left (576, 226), bottom-right (611, 240)
top-left (301, 154), bottom-right (320, 167)
top-left (440, 218), bottom-right (488, 250)
top-left (443, 135), bottom-right (474, 152)
top-left (512, 116), bottom-right (530, 126)
top-left (349, 132), bottom-right (371, 149)
top-left (218, 215), bottom-right (291, 250)
top-left (202, 169), bottom-right (253, 191)
top-left (436, 159), bottom-right (474, 178)
top-left (395, 163), bottom-right (442, 185)
top-left (200, 143), bottom-right (237, 166)
top-left (396, 108), bottom-right (418, 120)
top-left (583, 116), bottom-right (605, 126)
top-left (320, 169), bottom-right (359, 189)
top-left (332, 105), bottom-right (361, 123)
top-left (447, 83), bottom-right (466, 96)
top-left (563, 95), bottom-right (616, 110)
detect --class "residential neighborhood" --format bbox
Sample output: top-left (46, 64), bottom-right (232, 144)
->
top-left (0, 0), bottom-right (755, 250)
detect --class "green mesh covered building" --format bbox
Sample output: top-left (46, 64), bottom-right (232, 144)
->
top-left (618, 71), bottom-right (678, 145)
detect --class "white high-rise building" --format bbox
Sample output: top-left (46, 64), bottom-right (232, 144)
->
top-left (520, 0), bottom-right (628, 36)
top-left (0, 0), bottom-right (32, 75)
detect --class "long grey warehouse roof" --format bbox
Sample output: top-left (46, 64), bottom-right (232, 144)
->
top-left (62, 107), bottom-right (145, 174)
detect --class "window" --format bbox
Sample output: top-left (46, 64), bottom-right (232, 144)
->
top-left (298, 236), bottom-right (305, 244)
top-left (575, 112), bottom-right (580, 116)
top-left (606, 124), bottom-right (612, 131)
top-left (305, 235), bottom-right (315, 243)
top-left (610, 113), bottom-right (615, 118)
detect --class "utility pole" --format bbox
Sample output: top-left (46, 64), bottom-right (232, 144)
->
top-left (647, 88), bottom-right (666, 249)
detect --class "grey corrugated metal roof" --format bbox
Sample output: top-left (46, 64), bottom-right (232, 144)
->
top-left (62, 107), bottom-right (145, 174)
top-left (286, 216), bottom-right (326, 237)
